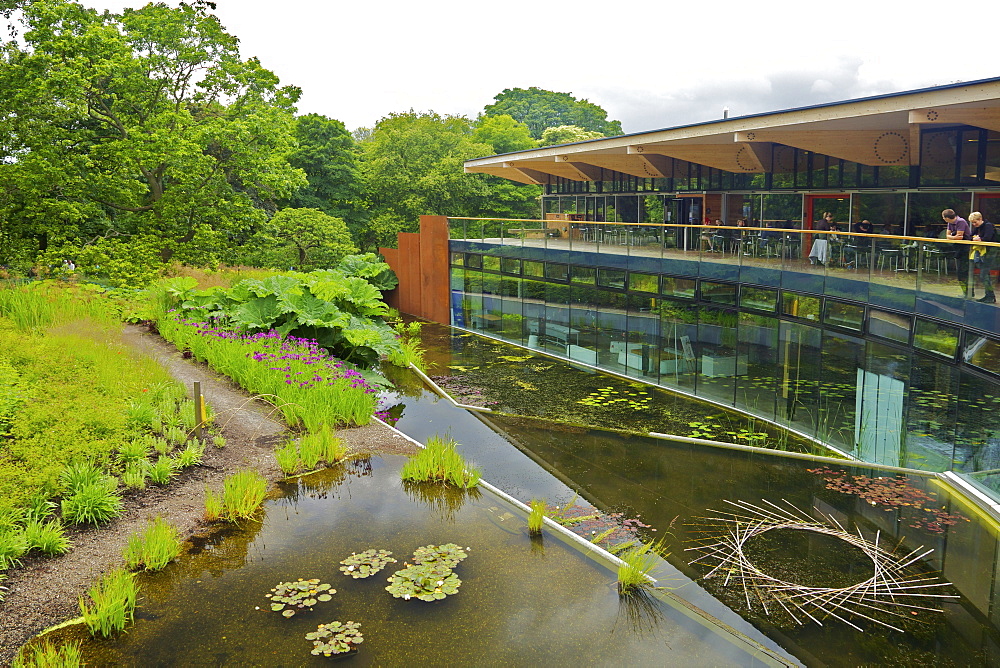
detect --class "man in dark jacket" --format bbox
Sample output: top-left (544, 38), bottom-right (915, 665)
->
top-left (970, 211), bottom-right (996, 303)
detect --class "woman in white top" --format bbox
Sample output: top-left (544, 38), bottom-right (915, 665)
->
top-left (809, 212), bottom-right (834, 265)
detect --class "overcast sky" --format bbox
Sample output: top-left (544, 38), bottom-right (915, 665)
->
top-left (76, 0), bottom-right (999, 134)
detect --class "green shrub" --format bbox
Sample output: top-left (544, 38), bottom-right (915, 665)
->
top-left (118, 438), bottom-right (151, 465)
top-left (61, 478), bottom-right (124, 525)
top-left (123, 517), bottom-right (181, 572)
top-left (400, 436), bottom-right (481, 488)
top-left (24, 519), bottom-right (71, 555)
top-left (79, 567), bottom-right (138, 637)
top-left (175, 440), bottom-right (205, 469)
top-left (147, 456), bottom-right (178, 485)
top-left (121, 462), bottom-right (148, 490)
top-left (59, 461), bottom-right (105, 495)
top-left (0, 526), bottom-right (28, 569)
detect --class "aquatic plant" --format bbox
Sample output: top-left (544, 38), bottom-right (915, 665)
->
top-left (219, 469), bottom-right (268, 521)
top-left (385, 563), bottom-right (461, 601)
top-left (305, 620), bottom-right (363, 657)
top-left (528, 498), bottom-right (546, 535)
top-left (204, 487), bottom-right (223, 521)
top-left (577, 386), bottom-right (652, 411)
top-left (79, 567), bottom-right (138, 637)
top-left (411, 543), bottom-right (469, 569)
top-left (617, 540), bottom-right (665, 596)
top-left (399, 436), bottom-right (481, 488)
top-left (808, 466), bottom-right (968, 534)
top-left (123, 517), bottom-right (181, 572)
top-left (339, 549), bottom-right (397, 578)
top-left (265, 578), bottom-right (335, 617)
top-left (23, 519), bottom-right (71, 556)
top-left (61, 478), bottom-right (124, 525)
top-left (11, 639), bottom-right (83, 668)
top-left (275, 441), bottom-right (300, 475)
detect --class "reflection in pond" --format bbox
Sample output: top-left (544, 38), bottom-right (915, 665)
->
top-left (402, 479), bottom-right (481, 522)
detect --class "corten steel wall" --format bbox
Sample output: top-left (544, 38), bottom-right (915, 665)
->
top-left (379, 215), bottom-right (450, 324)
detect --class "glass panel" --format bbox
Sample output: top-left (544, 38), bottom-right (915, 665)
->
top-left (782, 292), bottom-right (821, 322)
top-left (697, 307), bottom-right (739, 406)
top-left (466, 253), bottom-right (483, 269)
top-left (451, 252), bottom-right (465, 266)
top-left (913, 318), bottom-right (959, 358)
top-left (483, 255), bottom-right (501, 272)
top-left (544, 263), bottom-right (568, 282)
top-left (740, 287), bottom-right (777, 311)
top-left (920, 128), bottom-right (959, 186)
top-left (776, 321), bottom-right (823, 437)
top-left (816, 332), bottom-right (863, 453)
top-left (570, 265), bottom-right (596, 284)
top-left (960, 129), bottom-right (982, 185)
top-left (824, 299), bottom-right (864, 330)
top-left (657, 299), bottom-right (697, 392)
top-left (868, 308), bottom-right (910, 344)
top-left (500, 257), bottom-right (521, 274)
top-left (598, 268), bottom-right (626, 289)
top-left (736, 312), bottom-right (780, 424)
top-left (700, 281), bottom-right (737, 305)
top-left (523, 261), bottom-right (544, 278)
top-left (965, 333), bottom-right (1000, 375)
top-left (906, 358), bottom-right (959, 471)
top-left (628, 272), bottom-right (659, 294)
top-left (661, 276), bottom-right (696, 299)
top-left (857, 341), bottom-right (909, 466)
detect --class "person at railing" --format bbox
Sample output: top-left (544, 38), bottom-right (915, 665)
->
top-left (943, 208), bottom-right (972, 296)
top-left (809, 212), bottom-right (834, 266)
top-left (969, 211), bottom-right (996, 303)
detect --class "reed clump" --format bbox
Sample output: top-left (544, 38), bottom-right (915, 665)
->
top-left (527, 498), bottom-right (546, 535)
top-left (617, 539), bottom-right (667, 596)
top-left (399, 436), bottom-right (481, 488)
top-left (79, 567), bottom-right (138, 637)
top-left (11, 639), bottom-right (83, 668)
top-left (123, 517), bottom-right (182, 572)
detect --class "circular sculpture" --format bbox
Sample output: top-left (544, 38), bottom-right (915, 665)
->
top-left (873, 131), bottom-right (908, 164)
top-left (926, 110), bottom-right (939, 121)
top-left (735, 145), bottom-right (757, 172)
top-left (686, 499), bottom-right (957, 632)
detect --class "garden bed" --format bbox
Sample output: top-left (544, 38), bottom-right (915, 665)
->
top-left (0, 325), bottom-right (417, 664)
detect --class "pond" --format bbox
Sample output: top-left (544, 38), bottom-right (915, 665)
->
top-left (379, 324), bottom-right (1000, 666)
top-left (38, 456), bottom-right (783, 666)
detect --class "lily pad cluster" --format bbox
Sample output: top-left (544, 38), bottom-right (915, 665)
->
top-left (339, 549), bottom-right (397, 579)
top-left (386, 543), bottom-right (469, 601)
top-left (265, 578), bottom-right (335, 617)
top-left (306, 620), bottom-right (364, 657)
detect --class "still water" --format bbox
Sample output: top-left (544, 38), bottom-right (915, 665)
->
top-left (46, 457), bottom-right (779, 666)
top-left (380, 324), bottom-right (1000, 666)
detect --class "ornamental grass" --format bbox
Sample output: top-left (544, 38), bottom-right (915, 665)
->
top-left (400, 436), bottom-right (481, 489)
top-left (79, 567), bottom-right (138, 637)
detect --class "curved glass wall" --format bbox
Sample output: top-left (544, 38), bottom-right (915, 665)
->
top-left (449, 220), bottom-right (1000, 494)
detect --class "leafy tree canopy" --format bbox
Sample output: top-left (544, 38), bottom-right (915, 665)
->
top-left (281, 113), bottom-right (361, 224)
top-left (471, 114), bottom-right (536, 154)
top-left (0, 0), bottom-right (305, 272)
top-left (538, 125), bottom-right (605, 147)
top-left (482, 87), bottom-right (623, 140)
top-left (245, 207), bottom-right (357, 270)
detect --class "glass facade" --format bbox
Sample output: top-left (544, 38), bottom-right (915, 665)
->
top-left (450, 242), bottom-right (1000, 488)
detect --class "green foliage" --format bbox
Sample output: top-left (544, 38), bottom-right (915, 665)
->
top-left (219, 469), bottom-right (268, 521)
top-left (204, 487), bottom-right (223, 521)
top-left (122, 517), bottom-right (182, 572)
top-left (471, 114), bottom-right (537, 154)
top-left (23, 519), bottom-right (71, 556)
top-left (118, 438), bottom-right (150, 466)
top-left (147, 456), bottom-right (179, 485)
top-left (538, 125), bottom-right (606, 146)
top-left (483, 87), bottom-right (623, 139)
top-left (339, 549), bottom-right (397, 579)
top-left (385, 562), bottom-right (461, 602)
top-left (61, 478), bottom-right (124, 525)
top-left (280, 114), bottom-right (362, 221)
top-left (245, 208), bottom-right (358, 270)
top-left (176, 440), bottom-right (205, 469)
top-left (11, 639), bottom-right (83, 668)
top-left (274, 441), bottom-right (300, 476)
top-left (0, 0), bottom-right (306, 275)
top-left (0, 526), bottom-right (27, 569)
top-left (411, 543), bottom-right (468, 568)
top-left (306, 620), bottom-right (363, 657)
top-left (617, 540), bottom-right (667, 596)
top-left (59, 461), bottom-right (106, 495)
top-left (528, 498), bottom-right (546, 535)
top-left (121, 462), bottom-right (148, 490)
top-left (79, 568), bottom-right (138, 638)
top-left (400, 436), bottom-right (481, 488)
top-left (265, 578), bottom-right (335, 618)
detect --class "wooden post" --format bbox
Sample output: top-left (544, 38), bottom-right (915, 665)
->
top-left (193, 381), bottom-right (206, 441)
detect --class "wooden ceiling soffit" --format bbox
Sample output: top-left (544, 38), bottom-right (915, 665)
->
top-left (909, 107), bottom-right (1000, 133)
top-left (733, 130), bottom-right (910, 167)
top-left (629, 143), bottom-right (766, 173)
top-left (465, 163), bottom-right (546, 185)
top-left (555, 153), bottom-right (665, 178)
top-left (503, 160), bottom-right (591, 181)
top-left (622, 147), bottom-right (675, 177)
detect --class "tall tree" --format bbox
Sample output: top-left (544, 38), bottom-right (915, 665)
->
top-left (282, 113), bottom-right (362, 224)
top-left (538, 125), bottom-right (605, 146)
top-left (471, 114), bottom-right (536, 154)
top-left (244, 207), bottom-right (357, 269)
top-left (0, 0), bottom-right (305, 273)
top-left (483, 87), bottom-right (623, 139)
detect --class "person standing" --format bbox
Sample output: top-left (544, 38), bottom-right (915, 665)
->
top-left (969, 211), bottom-right (996, 303)
top-left (943, 209), bottom-right (972, 296)
top-left (809, 211), bottom-right (833, 266)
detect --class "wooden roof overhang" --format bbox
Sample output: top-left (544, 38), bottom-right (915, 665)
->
top-left (464, 78), bottom-right (1000, 184)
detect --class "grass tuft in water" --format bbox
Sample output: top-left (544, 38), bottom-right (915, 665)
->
top-left (79, 567), bottom-right (138, 637)
top-left (400, 435), bottom-right (480, 488)
top-left (528, 498), bottom-right (546, 535)
top-left (617, 539), bottom-right (666, 596)
top-left (219, 470), bottom-right (268, 521)
top-left (123, 517), bottom-right (182, 572)
top-left (204, 487), bottom-right (223, 521)
top-left (11, 639), bottom-right (83, 668)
